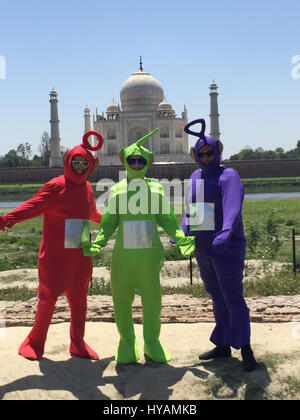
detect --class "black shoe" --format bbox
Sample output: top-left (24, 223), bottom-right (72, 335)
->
top-left (199, 345), bottom-right (231, 360)
top-left (241, 344), bottom-right (257, 372)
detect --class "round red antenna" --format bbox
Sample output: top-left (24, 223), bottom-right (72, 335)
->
top-left (82, 130), bottom-right (104, 151)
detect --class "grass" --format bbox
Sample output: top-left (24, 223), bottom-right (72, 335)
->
top-left (243, 197), bottom-right (300, 234)
top-left (0, 285), bottom-right (37, 301)
top-left (0, 184), bottom-right (46, 202)
top-left (202, 350), bottom-right (300, 400)
top-left (0, 195), bottom-right (300, 301)
top-left (1, 177), bottom-right (300, 192)
top-left (1, 268), bottom-right (299, 301)
top-left (0, 214), bottom-right (43, 270)
top-left (242, 269), bottom-right (300, 297)
top-left (242, 177), bottom-right (300, 193)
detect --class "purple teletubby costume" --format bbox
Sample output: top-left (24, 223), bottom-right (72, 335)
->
top-left (182, 119), bottom-right (251, 350)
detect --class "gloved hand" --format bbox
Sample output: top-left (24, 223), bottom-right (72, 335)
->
top-left (82, 242), bottom-right (101, 257)
top-left (212, 229), bottom-right (232, 254)
top-left (176, 236), bottom-right (195, 258)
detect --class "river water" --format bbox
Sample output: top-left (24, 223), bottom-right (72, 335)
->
top-left (244, 192), bottom-right (300, 199)
top-left (0, 191), bottom-right (300, 208)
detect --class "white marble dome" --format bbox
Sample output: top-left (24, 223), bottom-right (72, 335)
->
top-left (120, 68), bottom-right (164, 112)
top-left (107, 101), bottom-right (120, 112)
top-left (158, 99), bottom-right (173, 110)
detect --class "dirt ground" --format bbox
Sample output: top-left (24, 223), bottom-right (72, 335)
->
top-left (0, 322), bottom-right (299, 400)
top-left (0, 259), bottom-right (287, 289)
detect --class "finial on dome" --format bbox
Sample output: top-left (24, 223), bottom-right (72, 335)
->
top-left (139, 55), bottom-right (143, 71)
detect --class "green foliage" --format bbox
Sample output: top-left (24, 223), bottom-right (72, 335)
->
top-left (243, 269), bottom-right (300, 297)
top-left (229, 141), bottom-right (300, 160)
top-left (164, 244), bottom-right (185, 260)
top-left (0, 150), bottom-right (20, 167)
top-left (17, 142), bottom-right (32, 160)
top-left (91, 249), bottom-right (113, 268)
top-left (0, 285), bottom-right (37, 301)
top-left (88, 278), bottom-right (112, 296)
top-left (39, 131), bottom-right (51, 166)
top-left (242, 177), bottom-right (300, 193)
top-left (1, 266), bottom-right (298, 301)
top-left (161, 282), bottom-right (209, 298)
top-left (0, 194), bottom-right (299, 299)
top-left (245, 211), bottom-right (282, 259)
top-left (0, 132), bottom-right (50, 168)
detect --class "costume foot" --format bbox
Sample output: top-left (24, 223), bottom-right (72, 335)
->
top-left (144, 340), bottom-right (171, 363)
top-left (70, 341), bottom-right (99, 360)
top-left (199, 345), bottom-right (231, 360)
top-left (18, 337), bottom-right (44, 360)
top-left (115, 338), bottom-right (139, 364)
top-left (241, 344), bottom-right (257, 372)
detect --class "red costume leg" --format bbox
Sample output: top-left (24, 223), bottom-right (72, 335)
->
top-left (18, 291), bottom-right (57, 360)
top-left (66, 285), bottom-right (99, 360)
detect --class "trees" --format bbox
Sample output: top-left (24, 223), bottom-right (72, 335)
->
top-left (39, 131), bottom-right (51, 166)
top-left (228, 141), bottom-right (300, 160)
top-left (0, 143), bottom-right (34, 167)
top-left (0, 131), bottom-right (51, 167)
top-left (0, 150), bottom-right (20, 167)
top-left (17, 142), bottom-right (32, 160)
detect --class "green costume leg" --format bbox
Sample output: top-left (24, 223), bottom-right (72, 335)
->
top-left (82, 129), bottom-right (195, 365)
top-left (140, 266), bottom-right (170, 363)
top-left (111, 265), bottom-right (139, 364)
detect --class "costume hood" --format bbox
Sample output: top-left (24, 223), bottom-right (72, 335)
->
top-left (64, 130), bottom-right (104, 185)
top-left (184, 119), bottom-right (222, 175)
top-left (120, 128), bottom-right (158, 179)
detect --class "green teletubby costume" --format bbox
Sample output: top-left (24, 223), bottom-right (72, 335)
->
top-left (83, 129), bottom-right (195, 363)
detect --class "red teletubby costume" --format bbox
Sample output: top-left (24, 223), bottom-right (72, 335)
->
top-left (0, 131), bottom-right (103, 360)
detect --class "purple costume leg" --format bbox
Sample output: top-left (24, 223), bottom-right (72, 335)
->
top-left (195, 243), bottom-right (250, 350)
top-left (182, 118), bottom-right (256, 370)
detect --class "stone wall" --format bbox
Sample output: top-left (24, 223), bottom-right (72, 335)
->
top-left (0, 159), bottom-right (299, 184)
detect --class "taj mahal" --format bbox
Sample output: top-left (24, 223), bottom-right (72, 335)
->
top-left (49, 58), bottom-right (220, 167)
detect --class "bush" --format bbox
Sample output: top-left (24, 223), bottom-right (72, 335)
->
top-left (164, 244), bottom-right (185, 261)
top-left (245, 211), bottom-right (283, 259)
top-left (243, 268), bottom-right (300, 297)
top-left (91, 249), bottom-right (112, 268)
top-left (88, 278), bottom-right (112, 295)
top-left (0, 285), bottom-right (37, 301)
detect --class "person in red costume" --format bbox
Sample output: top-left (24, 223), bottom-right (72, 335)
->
top-left (0, 131), bottom-right (104, 360)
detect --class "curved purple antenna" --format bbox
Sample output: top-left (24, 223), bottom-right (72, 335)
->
top-left (184, 118), bottom-right (206, 138)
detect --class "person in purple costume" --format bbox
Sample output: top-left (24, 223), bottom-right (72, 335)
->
top-left (182, 118), bottom-right (257, 372)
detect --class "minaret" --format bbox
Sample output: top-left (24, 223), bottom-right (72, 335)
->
top-left (84, 105), bottom-right (96, 154)
top-left (209, 81), bottom-right (220, 140)
top-left (84, 105), bottom-right (91, 132)
top-left (49, 89), bottom-right (63, 167)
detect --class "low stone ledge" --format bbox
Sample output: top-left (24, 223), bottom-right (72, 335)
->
top-left (0, 294), bottom-right (299, 327)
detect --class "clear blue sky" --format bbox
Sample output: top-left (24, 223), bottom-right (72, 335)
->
top-left (0, 0), bottom-right (300, 159)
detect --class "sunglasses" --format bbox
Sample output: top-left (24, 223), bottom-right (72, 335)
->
top-left (72, 160), bottom-right (90, 168)
top-left (198, 150), bottom-right (214, 159)
top-left (127, 157), bottom-right (146, 165)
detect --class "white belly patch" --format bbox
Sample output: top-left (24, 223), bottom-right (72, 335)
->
top-left (64, 219), bottom-right (89, 248)
top-left (123, 220), bottom-right (156, 249)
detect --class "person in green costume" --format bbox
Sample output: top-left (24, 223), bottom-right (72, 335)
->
top-left (82, 128), bottom-right (195, 364)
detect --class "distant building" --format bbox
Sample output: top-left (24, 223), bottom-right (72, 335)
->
top-left (49, 59), bottom-right (221, 167)
top-left (85, 58), bottom-right (191, 165)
